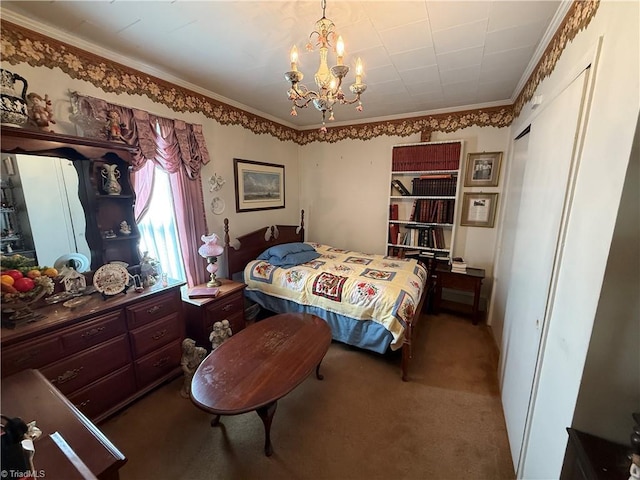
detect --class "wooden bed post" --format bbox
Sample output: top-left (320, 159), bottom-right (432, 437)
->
top-left (223, 218), bottom-right (230, 248)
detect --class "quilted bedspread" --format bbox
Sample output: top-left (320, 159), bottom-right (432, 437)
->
top-left (244, 243), bottom-right (428, 350)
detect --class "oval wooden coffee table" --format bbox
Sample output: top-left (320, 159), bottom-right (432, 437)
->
top-left (190, 312), bottom-right (332, 456)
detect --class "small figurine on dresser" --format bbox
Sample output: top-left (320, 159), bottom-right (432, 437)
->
top-left (180, 338), bottom-right (207, 398)
top-left (119, 221), bottom-right (131, 235)
top-left (59, 264), bottom-right (86, 294)
top-left (26, 92), bottom-right (55, 132)
top-left (209, 320), bottom-right (233, 351)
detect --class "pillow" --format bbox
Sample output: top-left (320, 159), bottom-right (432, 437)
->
top-left (267, 250), bottom-right (321, 268)
top-left (257, 242), bottom-right (314, 261)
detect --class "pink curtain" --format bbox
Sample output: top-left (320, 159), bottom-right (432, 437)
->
top-left (71, 92), bottom-right (210, 286)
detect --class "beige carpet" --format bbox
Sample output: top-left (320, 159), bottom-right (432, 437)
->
top-left (100, 312), bottom-right (514, 480)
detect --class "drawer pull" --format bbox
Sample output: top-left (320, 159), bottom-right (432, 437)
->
top-left (153, 356), bottom-right (170, 368)
top-left (152, 329), bottom-right (167, 340)
top-left (52, 367), bottom-right (83, 385)
top-left (146, 305), bottom-right (163, 315)
top-left (82, 326), bottom-right (106, 338)
top-left (15, 350), bottom-right (41, 366)
top-left (77, 400), bottom-right (91, 408)
top-left (222, 304), bottom-right (233, 312)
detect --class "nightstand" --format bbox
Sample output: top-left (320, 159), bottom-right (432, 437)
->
top-left (434, 265), bottom-right (485, 325)
top-left (182, 279), bottom-right (247, 350)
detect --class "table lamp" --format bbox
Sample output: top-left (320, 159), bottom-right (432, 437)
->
top-left (198, 233), bottom-right (224, 287)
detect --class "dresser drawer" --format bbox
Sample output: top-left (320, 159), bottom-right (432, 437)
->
top-left (1, 336), bottom-right (64, 377)
top-left (67, 364), bottom-right (137, 421)
top-left (126, 291), bottom-right (181, 330)
top-left (60, 310), bottom-right (126, 356)
top-left (41, 334), bottom-right (131, 395)
top-left (129, 313), bottom-right (182, 358)
top-left (134, 339), bottom-right (182, 389)
top-left (204, 290), bottom-right (244, 322)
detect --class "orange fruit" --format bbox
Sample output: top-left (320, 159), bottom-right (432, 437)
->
top-left (1, 274), bottom-right (15, 286)
top-left (26, 269), bottom-right (42, 279)
top-left (42, 267), bottom-right (59, 278)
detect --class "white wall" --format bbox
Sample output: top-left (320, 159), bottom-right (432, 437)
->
top-left (496, 2), bottom-right (639, 477)
top-left (300, 127), bottom-right (510, 306)
top-left (571, 113), bottom-right (640, 443)
top-left (4, 63), bottom-right (300, 278)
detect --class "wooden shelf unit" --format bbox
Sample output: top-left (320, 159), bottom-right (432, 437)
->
top-left (387, 140), bottom-right (464, 262)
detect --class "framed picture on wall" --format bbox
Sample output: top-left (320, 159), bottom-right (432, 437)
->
top-left (460, 192), bottom-right (499, 228)
top-left (234, 158), bottom-right (285, 212)
top-left (464, 151), bottom-right (503, 187)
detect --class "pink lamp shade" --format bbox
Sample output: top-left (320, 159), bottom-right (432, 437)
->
top-left (198, 233), bottom-right (224, 258)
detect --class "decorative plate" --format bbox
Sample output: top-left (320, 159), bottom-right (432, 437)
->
top-left (93, 263), bottom-right (130, 296)
top-left (211, 197), bottom-right (225, 215)
top-left (54, 253), bottom-right (90, 273)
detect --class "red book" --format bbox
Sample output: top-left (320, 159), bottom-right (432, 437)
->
top-left (188, 286), bottom-right (220, 298)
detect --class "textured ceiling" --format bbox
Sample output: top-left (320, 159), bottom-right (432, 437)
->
top-left (1, 1), bottom-right (563, 128)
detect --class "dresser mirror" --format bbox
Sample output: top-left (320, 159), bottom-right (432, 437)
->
top-left (0, 126), bottom-right (139, 271)
top-left (2, 152), bottom-right (91, 268)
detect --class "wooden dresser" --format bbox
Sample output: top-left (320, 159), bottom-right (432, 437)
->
top-left (1, 280), bottom-right (185, 423)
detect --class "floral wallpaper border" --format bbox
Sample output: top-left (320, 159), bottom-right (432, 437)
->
top-left (0, 0), bottom-right (598, 145)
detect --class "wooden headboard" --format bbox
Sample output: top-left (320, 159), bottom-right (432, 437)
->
top-left (224, 210), bottom-right (305, 277)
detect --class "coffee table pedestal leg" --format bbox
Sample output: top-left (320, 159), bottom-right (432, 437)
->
top-left (211, 415), bottom-right (221, 427)
top-left (256, 401), bottom-right (277, 456)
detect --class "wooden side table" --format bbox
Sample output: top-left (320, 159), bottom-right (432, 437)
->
top-left (434, 265), bottom-right (485, 324)
top-left (182, 279), bottom-right (247, 350)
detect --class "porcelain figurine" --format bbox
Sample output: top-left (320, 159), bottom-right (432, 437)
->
top-left (119, 221), bottom-right (131, 235)
top-left (106, 110), bottom-right (125, 141)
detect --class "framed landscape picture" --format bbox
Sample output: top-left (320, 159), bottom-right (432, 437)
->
top-left (464, 151), bottom-right (503, 187)
top-left (460, 192), bottom-right (499, 228)
top-left (234, 159), bottom-right (285, 212)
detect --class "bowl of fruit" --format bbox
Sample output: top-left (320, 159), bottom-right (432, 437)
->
top-left (1, 255), bottom-right (58, 326)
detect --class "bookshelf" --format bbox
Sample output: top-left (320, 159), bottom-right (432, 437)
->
top-left (387, 140), bottom-right (464, 262)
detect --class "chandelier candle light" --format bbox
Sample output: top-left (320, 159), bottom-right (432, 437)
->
top-left (198, 233), bottom-right (224, 287)
top-left (285, 0), bottom-right (367, 132)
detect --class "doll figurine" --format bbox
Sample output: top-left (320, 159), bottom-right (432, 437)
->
top-left (106, 110), bottom-right (125, 141)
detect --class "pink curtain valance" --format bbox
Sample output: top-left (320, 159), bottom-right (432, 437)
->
top-left (69, 92), bottom-right (210, 177)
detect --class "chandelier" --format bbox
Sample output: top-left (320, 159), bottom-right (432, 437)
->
top-left (285, 0), bottom-right (367, 131)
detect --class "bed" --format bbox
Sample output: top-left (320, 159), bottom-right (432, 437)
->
top-left (223, 211), bottom-right (428, 381)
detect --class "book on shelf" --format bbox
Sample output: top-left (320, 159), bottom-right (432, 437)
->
top-left (391, 179), bottom-right (411, 196)
top-left (389, 203), bottom-right (399, 220)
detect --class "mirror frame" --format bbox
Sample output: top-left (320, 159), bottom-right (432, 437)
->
top-left (1, 125), bottom-right (139, 271)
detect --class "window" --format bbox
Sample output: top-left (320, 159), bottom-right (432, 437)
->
top-left (137, 167), bottom-right (186, 282)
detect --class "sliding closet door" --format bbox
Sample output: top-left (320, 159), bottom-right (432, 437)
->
top-left (500, 68), bottom-right (589, 474)
top-left (490, 128), bottom-right (529, 352)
